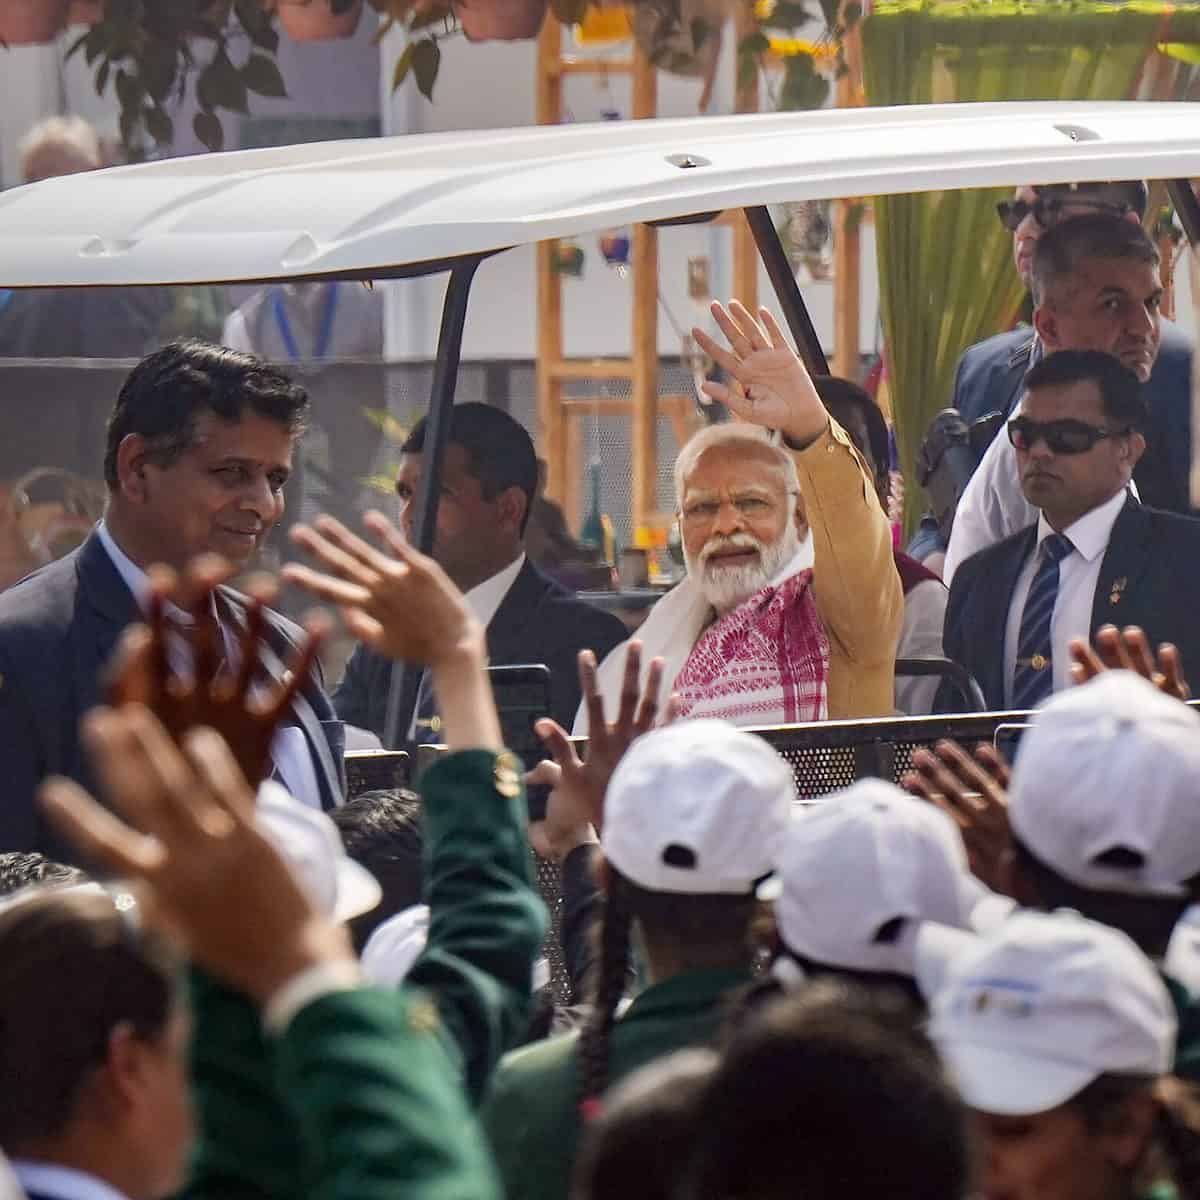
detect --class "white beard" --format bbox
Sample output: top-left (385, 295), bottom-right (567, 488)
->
top-left (686, 522), bottom-right (805, 614)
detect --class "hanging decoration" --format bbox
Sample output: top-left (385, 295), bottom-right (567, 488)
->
top-left (779, 200), bottom-right (834, 281)
top-left (273, 0), bottom-right (364, 41)
top-left (0, 0), bottom-right (71, 44)
top-left (551, 240), bottom-right (585, 277)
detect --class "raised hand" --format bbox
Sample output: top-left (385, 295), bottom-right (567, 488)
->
top-left (691, 300), bottom-right (828, 446)
top-left (531, 642), bottom-right (673, 856)
top-left (283, 511), bottom-right (483, 670)
top-left (105, 555), bottom-right (324, 790)
top-left (1069, 624), bottom-right (1190, 702)
top-left (902, 738), bottom-right (1013, 895)
top-left (40, 707), bottom-right (354, 1004)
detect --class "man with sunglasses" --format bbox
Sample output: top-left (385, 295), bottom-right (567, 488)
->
top-left (944, 349), bottom-right (1200, 712)
top-left (908, 181), bottom-right (1189, 566)
top-left (943, 213), bottom-right (1192, 586)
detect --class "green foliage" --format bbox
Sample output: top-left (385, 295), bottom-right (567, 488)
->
top-left (64, 0), bottom-right (289, 156)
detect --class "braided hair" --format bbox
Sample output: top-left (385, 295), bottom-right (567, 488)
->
top-left (576, 869), bottom-right (635, 1117)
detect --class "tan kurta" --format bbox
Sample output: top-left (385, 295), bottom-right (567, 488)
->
top-left (789, 419), bottom-right (903, 719)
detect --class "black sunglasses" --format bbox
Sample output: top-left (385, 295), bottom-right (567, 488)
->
top-left (996, 195), bottom-right (1131, 233)
top-left (1007, 415), bottom-right (1131, 455)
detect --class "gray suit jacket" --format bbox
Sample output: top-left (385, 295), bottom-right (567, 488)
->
top-left (0, 532), bottom-right (345, 859)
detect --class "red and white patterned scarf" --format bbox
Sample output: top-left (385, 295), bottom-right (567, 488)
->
top-left (672, 566), bottom-right (829, 725)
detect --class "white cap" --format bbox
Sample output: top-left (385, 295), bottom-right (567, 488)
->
top-left (256, 781), bottom-right (382, 923)
top-left (362, 904), bottom-right (430, 987)
top-left (603, 719), bottom-right (794, 894)
top-left (361, 904), bottom-right (550, 994)
top-left (771, 779), bottom-right (977, 974)
top-left (1010, 672), bottom-right (1200, 899)
top-left (917, 909), bottom-right (1175, 1116)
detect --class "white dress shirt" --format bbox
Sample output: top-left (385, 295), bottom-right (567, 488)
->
top-left (1001, 487), bottom-right (1128, 705)
top-left (96, 522), bottom-right (324, 810)
top-left (465, 553), bottom-right (525, 627)
top-left (404, 553), bottom-right (525, 741)
top-left (12, 1161), bottom-right (130, 1200)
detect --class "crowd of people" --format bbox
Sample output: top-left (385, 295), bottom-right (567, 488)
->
top-left (1, 106), bottom-right (1199, 1200)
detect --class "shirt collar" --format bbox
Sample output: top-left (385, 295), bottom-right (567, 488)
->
top-left (96, 520), bottom-right (202, 626)
top-left (1035, 487), bottom-right (1129, 565)
top-left (11, 1161), bottom-right (132, 1200)
top-left (620, 967), bottom-right (752, 1024)
top-left (464, 553), bottom-right (524, 628)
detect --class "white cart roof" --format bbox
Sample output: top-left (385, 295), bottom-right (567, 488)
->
top-left (1, 100), bottom-right (1198, 287)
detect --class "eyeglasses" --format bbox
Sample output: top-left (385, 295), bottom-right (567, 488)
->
top-left (1007, 415), bottom-right (1131, 455)
top-left (995, 195), bottom-right (1131, 233)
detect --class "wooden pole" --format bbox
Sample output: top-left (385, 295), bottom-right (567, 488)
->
top-left (630, 43), bottom-right (659, 529)
top-left (731, 3), bottom-right (759, 310)
top-left (831, 11), bottom-right (864, 379)
top-left (535, 15), bottom-right (567, 505)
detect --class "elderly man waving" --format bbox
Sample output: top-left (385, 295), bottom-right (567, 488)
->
top-left (576, 301), bottom-right (901, 731)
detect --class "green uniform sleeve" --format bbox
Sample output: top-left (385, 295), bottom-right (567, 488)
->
top-left (179, 970), bottom-right (304, 1200)
top-left (272, 986), bottom-right (502, 1200)
top-left (407, 749), bottom-right (549, 1102)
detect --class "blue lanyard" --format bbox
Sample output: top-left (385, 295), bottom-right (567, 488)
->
top-left (271, 283), bottom-right (339, 360)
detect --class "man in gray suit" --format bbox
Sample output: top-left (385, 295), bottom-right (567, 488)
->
top-left (0, 341), bottom-right (345, 858)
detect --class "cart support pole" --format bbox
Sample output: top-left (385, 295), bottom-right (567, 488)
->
top-left (744, 205), bottom-right (829, 376)
top-left (383, 256), bottom-right (482, 750)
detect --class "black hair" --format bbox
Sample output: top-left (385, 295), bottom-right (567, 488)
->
top-left (684, 980), bottom-right (971, 1200)
top-left (575, 870), bottom-right (758, 1111)
top-left (572, 1048), bottom-right (717, 1200)
top-left (0, 851), bottom-right (84, 897)
top-left (103, 339), bottom-right (309, 489)
top-left (0, 889), bottom-right (179, 1148)
top-left (1012, 837), bottom-right (1189, 959)
top-left (1031, 213), bottom-right (1160, 308)
top-left (330, 787), bottom-right (424, 952)
top-left (402, 402), bottom-right (538, 535)
top-left (813, 376), bottom-right (891, 502)
top-left (1024, 348), bottom-right (1149, 433)
top-left (1035, 180), bottom-right (1150, 220)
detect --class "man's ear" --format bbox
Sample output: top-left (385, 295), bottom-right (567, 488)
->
top-left (793, 491), bottom-right (810, 542)
top-left (495, 485), bottom-right (528, 536)
top-left (1122, 431), bottom-right (1147, 472)
top-left (1032, 304), bottom-right (1060, 350)
top-left (90, 1020), bottom-right (148, 1120)
top-left (115, 434), bottom-right (152, 504)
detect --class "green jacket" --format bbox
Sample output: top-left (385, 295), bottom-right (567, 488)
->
top-left (182, 748), bottom-right (547, 1200)
top-left (481, 967), bottom-right (751, 1200)
top-left (1163, 974), bottom-right (1200, 1084)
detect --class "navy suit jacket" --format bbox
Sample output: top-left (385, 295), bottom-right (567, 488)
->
top-left (334, 558), bottom-right (628, 743)
top-left (953, 322), bottom-right (1194, 514)
top-left (0, 532), bottom-right (345, 859)
top-left (944, 496), bottom-right (1200, 711)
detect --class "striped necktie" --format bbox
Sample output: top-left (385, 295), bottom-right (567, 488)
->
top-left (1012, 532), bottom-right (1074, 710)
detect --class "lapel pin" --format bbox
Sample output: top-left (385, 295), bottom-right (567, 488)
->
top-left (1108, 577), bottom-right (1127, 606)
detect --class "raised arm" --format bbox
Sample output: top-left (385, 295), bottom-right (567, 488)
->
top-left (285, 513), bottom-right (544, 1098)
top-left (693, 302), bottom-right (902, 679)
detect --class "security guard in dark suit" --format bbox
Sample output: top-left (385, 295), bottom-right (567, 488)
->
top-left (333, 403), bottom-right (625, 745)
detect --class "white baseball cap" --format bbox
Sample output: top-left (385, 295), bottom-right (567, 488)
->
top-left (917, 909), bottom-right (1175, 1116)
top-left (362, 904), bottom-right (430, 987)
top-left (256, 781), bottom-right (382, 923)
top-left (603, 719), bottom-right (794, 894)
top-left (770, 779), bottom-right (977, 975)
top-left (1010, 672), bottom-right (1200, 898)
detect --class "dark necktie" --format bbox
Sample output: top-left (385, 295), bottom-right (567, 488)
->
top-left (1012, 532), bottom-right (1074, 710)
